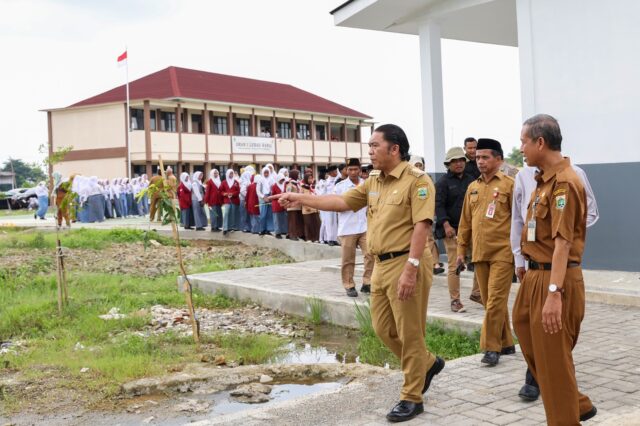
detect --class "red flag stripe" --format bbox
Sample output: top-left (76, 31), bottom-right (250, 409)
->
top-left (117, 51), bottom-right (127, 62)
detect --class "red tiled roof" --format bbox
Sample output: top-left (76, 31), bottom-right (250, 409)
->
top-left (69, 66), bottom-right (371, 119)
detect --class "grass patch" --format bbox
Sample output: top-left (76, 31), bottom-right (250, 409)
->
top-left (354, 301), bottom-right (480, 368)
top-left (0, 227), bottom-right (178, 250)
top-left (212, 333), bottom-right (286, 364)
top-left (305, 296), bottom-right (326, 325)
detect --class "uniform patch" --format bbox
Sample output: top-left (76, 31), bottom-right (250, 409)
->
top-left (417, 187), bottom-right (429, 200)
top-left (555, 194), bottom-right (566, 210)
top-left (553, 188), bottom-right (567, 196)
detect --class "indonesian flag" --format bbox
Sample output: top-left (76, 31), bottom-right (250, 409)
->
top-left (117, 50), bottom-right (127, 67)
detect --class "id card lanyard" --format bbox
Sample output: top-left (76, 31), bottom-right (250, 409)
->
top-left (485, 189), bottom-right (499, 219)
top-left (527, 189), bottom-right (540, 242)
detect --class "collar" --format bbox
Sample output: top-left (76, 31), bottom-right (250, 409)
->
top-left (540, 157), bottom-right (572, 183)
top-left (477, 170), bottom-right (506, 183)
top-left (447, 170), bottom-right (466, 179)
top-left (378, 161), bottom-right (408, 181)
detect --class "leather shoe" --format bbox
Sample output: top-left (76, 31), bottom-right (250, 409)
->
top-left (518, 383), bottom-right (540, 401)
top-left (422, 356), bottom-right (445, 393)
top-left (360, 284), bottom-right (371, 294)
top-left (580, 406), bottom-right (597, 422)
top-left (500, 345), bottom-right (516, 355)
top-left (481, 351), bottom-right (500, 366)
top-left (386, 400), bottom-right (424, 423)
top-left (346, 287), bottom-right (358, 297)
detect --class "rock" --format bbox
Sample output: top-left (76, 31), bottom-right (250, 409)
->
top-left (214, 355), bottom-right (226, 366)
top-left (74, 342), bottom-right (85, 351)
top-left (148, 239), bottom-right (161, 247)
top-left (80, 367), bottom-right (90, 373)
top-left (173, 398), bottom-right (210, 413)
top-left (142, 416), bottom-right (155, 424)
top-left (98, 307), bottom-right (126, 320)
top-left (259, 374), bottom-right (273, 384)
top-left (229, 382), bottom-right (273, 404)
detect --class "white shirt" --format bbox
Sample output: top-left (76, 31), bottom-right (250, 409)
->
top-left (256, 176), bottom-right (272, 200)
top-left (335, 178), bottom-right (367, 236)
top-left (510, 164), bottom-right (599, 268)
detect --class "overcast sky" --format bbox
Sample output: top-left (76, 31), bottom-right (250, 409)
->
top-left (0, 0), bottom-right (521, 167)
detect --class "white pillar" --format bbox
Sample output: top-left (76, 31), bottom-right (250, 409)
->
top-left (516, 0), bottom-right (536, 120)
top-left (418, 20), bottom-right (446, 174)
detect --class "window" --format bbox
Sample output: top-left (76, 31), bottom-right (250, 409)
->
top-left (296, 123), bottom-right (310, 140)
top-left (236, 118), bottom-right (250, 136)
top-left (330, 125), bottom-right (342, 141)
top-left (130, 108), bottom-right (144, 130)
top-left (212, 116), bottom-right (228, 135)
top-left (160, 112), bottom-right (176, 132)
top-left (315, 124), bottom-right (326, 141)
top-left (346, 125), bottom-right (358, 142)
top-left (150, 110), bottom-right (156, 131)
top-left (191, 114), bottom-right (203, 134)
top-left (259, 120), bottom-right (272, 137)
top-left (278, 121), bottom-right (292, 139)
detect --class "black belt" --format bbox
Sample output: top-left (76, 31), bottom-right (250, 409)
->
top-left (376, 250), bottom-right (410, 262)
top-left (528, 260), bottom-right (581, 270)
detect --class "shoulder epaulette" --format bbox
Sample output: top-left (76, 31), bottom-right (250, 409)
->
top-left (369, 170), bottom-right (381, 176)
top-left (408, 166), bottom-right (426, 178)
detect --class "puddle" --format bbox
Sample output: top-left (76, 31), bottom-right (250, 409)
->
top-left (271, 324), bottom-right (360, 364)
top-left (207, 380), bottom-right (347, 415)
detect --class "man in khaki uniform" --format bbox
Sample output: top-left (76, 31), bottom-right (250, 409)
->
top-left (456, 138), bottom-right (515, 366)
top-left (271, 124), bottom-right (444, 423)
top-left (513, 114), bottom-right (596, 425)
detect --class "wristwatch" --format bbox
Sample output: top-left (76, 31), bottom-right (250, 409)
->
top-left (407, 257), bottom-right (420, 267)
top-left (548, 284), bottom-right (564, 294)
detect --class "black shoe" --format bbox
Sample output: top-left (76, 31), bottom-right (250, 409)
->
top-left (360, 284), bottom-right (371, 294)
top-left (185, 227), bottom-right (193, 230)
top-left (466, 263), bottom-right (475, 272)
top-left (422, 356), bottom-right (445, 393)
top-left (196, 227), bottom-right (205, 231)
top-left (518, 383), bottom-right (540, 402)
top-left (211, 228), bottom-right (220, 232)
top-left (580, 406), bottom-right (597, 422)
top-left (433, 267), bottom-right (445, 275)
top-left (346, 287), bottom-right (358, 297)
top-left (223, 231), bottom-right (228, 236)
top-left (481, 351), bottom-right (500, 366)
top-left (275, 234), bottom-right (282, 239)
top-left (500, 345), bottom-right (516, 355)
top-left (386, 400), bottom-right (423, 423)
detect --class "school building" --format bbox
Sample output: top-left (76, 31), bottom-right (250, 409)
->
top-left (44, 66), bottom-right (373, 178)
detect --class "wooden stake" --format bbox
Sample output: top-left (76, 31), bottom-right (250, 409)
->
top-left (158, 156), bottom-right (200, 344)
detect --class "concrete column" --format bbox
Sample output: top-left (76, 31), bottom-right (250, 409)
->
top-left (516, 0), bottom-right (536, 119)
top-left (418, 20), bottom-right (446, 174)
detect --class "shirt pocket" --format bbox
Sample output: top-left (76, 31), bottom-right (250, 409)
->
top-left (535, 197), bottom-right (549, 219)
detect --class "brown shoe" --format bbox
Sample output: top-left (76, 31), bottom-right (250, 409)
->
top-left (451, 299), bottom-right (466, 313)
top-left (469, 293), bottom-right (482, 304)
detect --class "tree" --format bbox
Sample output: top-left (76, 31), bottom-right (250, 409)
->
top-left (506, 147), bottom-right (523, 167)
top-left (1, 158), bottom-right (47, 188)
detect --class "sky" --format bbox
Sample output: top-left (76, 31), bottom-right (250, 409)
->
top-left (0, 0), bottom-right (522, 168)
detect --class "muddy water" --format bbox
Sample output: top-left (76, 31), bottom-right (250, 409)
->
top-left (272, 324), bottom-right (360, 364)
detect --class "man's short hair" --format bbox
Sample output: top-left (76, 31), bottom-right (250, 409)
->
top-left (374, 124), bottom-right (411, 162)
top-left (464, 137), bottom-right (477, 146)
top-left (523, 114), bottom-right (562, 151)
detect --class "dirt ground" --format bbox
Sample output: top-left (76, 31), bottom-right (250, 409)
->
top-left (0, 239), bottom-right (293, 277)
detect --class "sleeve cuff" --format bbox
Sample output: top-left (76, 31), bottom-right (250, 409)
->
top-left (514, 254), bottom-right (526, 269)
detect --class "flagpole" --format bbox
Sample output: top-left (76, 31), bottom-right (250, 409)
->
top-left (125, 46), bottom-right (131, 178)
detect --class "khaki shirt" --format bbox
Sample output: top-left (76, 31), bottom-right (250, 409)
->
top-left (341, 161), bottom-right (435, 256)
top-left (521, 158), bottom-right (586, 264)
top-left (457, 171), bottom-right (514, 263)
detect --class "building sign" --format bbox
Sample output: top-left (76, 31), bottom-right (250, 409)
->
top-left (231, 136), bottom-right (275, 155)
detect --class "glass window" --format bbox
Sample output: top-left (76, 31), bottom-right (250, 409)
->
top-left (315, 124), bottom-right (326, 141)
top-left (130, 108), bottom-right (144, 130)
top-left (296, 123), bottom-right (309, 140)
top-left (346, 125), bottom-right (358, 142)
top-left (236, 118), bottom-right (250, 136)
top-left (150, 110), bottom-right (156, 131)
top-left (191, 114), bottom-right (203, 134)
top-left (160, 112), bottom-right (176, 132)
top-left (213, 116), bottom-right (228, 135)
top-left (330, 125), bottom-right (342, 141)
top-left (278, 121), bottom-right (292, 139)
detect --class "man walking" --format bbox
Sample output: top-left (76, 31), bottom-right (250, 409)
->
top-left (334, 158), bottom-right (373, 297)
top-left (513, 114), bottom-right (596, 424)
top-left (271, 124), bottom-right (445, 423)
top-left (456, 138), bottom-right (515, 366)
top-left (435, 147), bottom-right (475, 313)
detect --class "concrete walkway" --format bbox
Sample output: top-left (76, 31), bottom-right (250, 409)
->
top-left (4, 213), bottom-right (640, 424)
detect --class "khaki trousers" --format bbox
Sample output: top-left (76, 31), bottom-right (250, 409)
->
top-left (513, 268), bottom-right (593, 426)
top-left (474, 261), bottom-right (514, 352)
top-left (444, 236), bottom-right (479, 301)
top-left (370, 251), bottom-right (435, 403)
top-left (338, 233), bottom-right (373, 289)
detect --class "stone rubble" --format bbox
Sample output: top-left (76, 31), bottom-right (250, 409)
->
top-left (229, 382), bottom-right (273, 404)
top-left (172, 398), bottom-right (211, 413)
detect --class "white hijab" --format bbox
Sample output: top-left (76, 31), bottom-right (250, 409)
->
top-left (225, 169), bottom-right (235, 187)
top-left (276, 173), bottom-right (286, 192)
top-left (210, 169), bottom-right (221, 188)
top-left (180, 172), bottom-right (192, 191)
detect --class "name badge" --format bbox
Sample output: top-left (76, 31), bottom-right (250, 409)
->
top-left (485, 201), bottom-right (496, 219)
top-left (527, 220), bottom-right (536, 242)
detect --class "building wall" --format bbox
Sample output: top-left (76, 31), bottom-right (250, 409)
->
top-left (53, 157), bottom-right (126, 179)
top-left (517, 0), bottom-right (640, 271)
top-left (51, 104), bottom-right (125, 151)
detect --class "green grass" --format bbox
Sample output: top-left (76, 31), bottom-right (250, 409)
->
top-left (354, 301), bottom-right (480, 368)
top-left (0, 227), bottom-right (177, 250)
top-left (0, 207), bottom-right (55, 217)
top-left (305, 296), bottom-right (326, 325)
